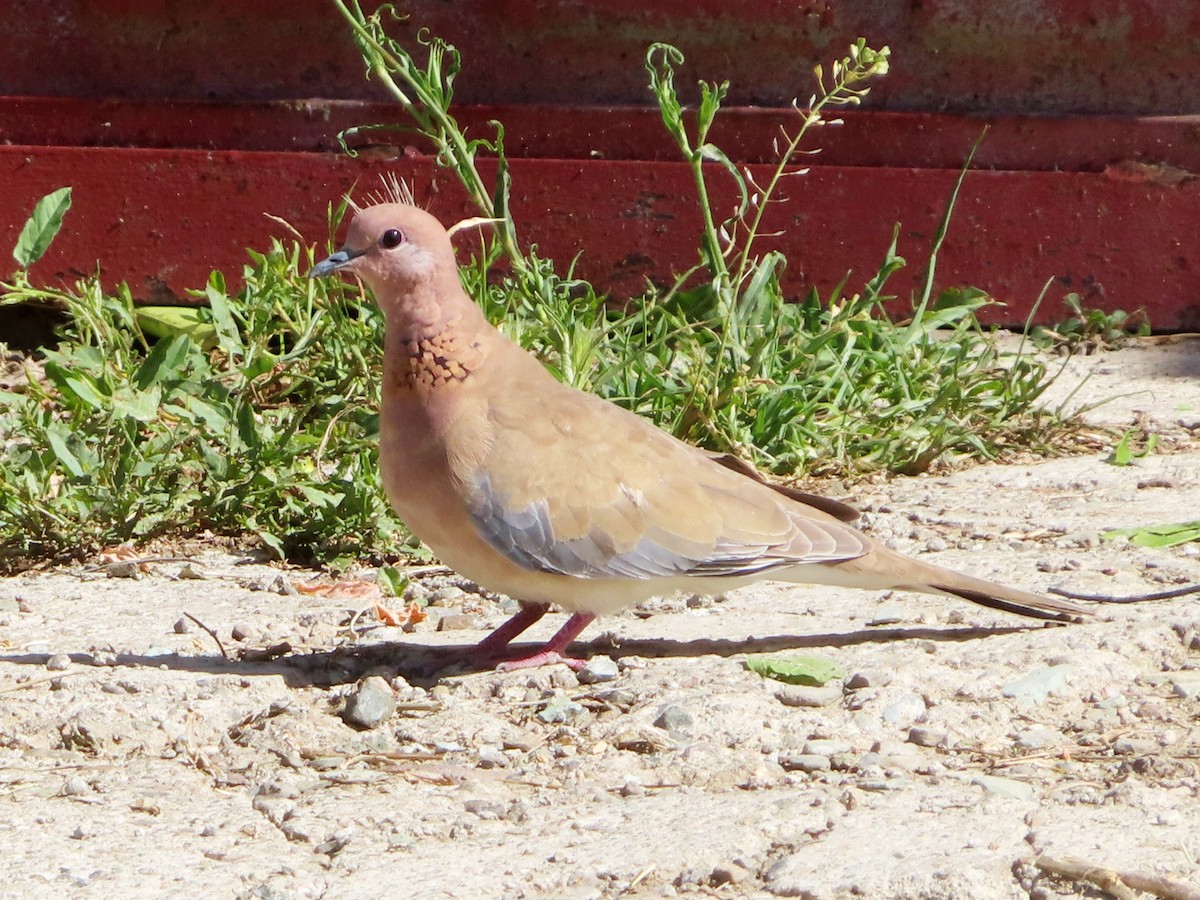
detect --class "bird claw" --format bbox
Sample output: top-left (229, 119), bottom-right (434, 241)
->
top-left (495, 651), bottom-right (587, 673)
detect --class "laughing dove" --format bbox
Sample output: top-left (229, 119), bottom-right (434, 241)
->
top-left (310, 201), bottom-right (1087, 671)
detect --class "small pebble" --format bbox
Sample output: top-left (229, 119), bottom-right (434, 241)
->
top-left (867, 608), bottom-right (906, 626)
top-left (881, 692), bottom-right (927, 728)
top-left (476, 747), bottom-right (509, 769)
top-left (972, 774), bottom-right (1035, 801)
top-left (780, 753), bottom-right (831, 773)
top-left (230, 623), bottom-right (253, 642)
top-left (576, 655), bottom-right (619, 684)
top-left (1155, 809), bottom-right (1183, 827)
top-left (342, 676), bottom-right (397, 730)
top-left (858, 777), bottom-right (911, 792)
top-left (653, 705), bottom-right (694, 738)
top-left (775, 684), bottom-right (841, 708)
top-left (1002, 664), bottom-right (1074, 702)
top-left (172, 617), bottom-right (191, 634)
top-left (62, 776), bottom-right (91, 796)
top-left (387, 830), bottom-right (414, 850)
top-left (537, 694), bottom-right (584, 724)
top-left (308, 756), bottom-right (344, 771)
top-left (829, 751), bottom-right (859, 771)
top-left (1114, 737), bottom-right (1158, 755)
top-left (709, 862), bottom-right (750, 886)
top-left (802, 739), bottom-right (851, 756)
top-left (845, 670), bottom-right (892, 690)
top-left (907, 727), bottom-right (946, 748)
top-left (1169, 676), bottom-right (1200, 701)
top-left (436, 614), bottom-right (474, 631)
top-left (619, 778), bottom-right (645, 797)
top-left (272, 575), bottom-right (297, 596)
top-left (315, 832), bottom-right (351, 857)
top-left (45, 653), bottom-right (72, 672)
top-left (427, 586), bottom-right (466, 606)
top-left (1013, 727), bottom-right (1058, 751)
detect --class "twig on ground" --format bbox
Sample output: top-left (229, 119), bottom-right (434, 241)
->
top-left (1049, 584), bottom-right (1200, 603)
top-left (184, 612), bottom-right (228, 660)
top-left (0, 671), bottom-right (82, 695)
top-left (1033, 854), bottom-right (1200, 900)
top-left (239, 641), bottom-right (293, 663)
top-left (619, 866), bottom-right (656, 896)
top-left (346, 604), bottom-right (373, 639)
top-left (399, 564), bottom-right (454, 579)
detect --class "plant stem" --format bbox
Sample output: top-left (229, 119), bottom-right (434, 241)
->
top-left (329, 0), bottom-right (529, 279)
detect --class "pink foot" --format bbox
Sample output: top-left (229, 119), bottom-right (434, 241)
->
top-left (486, 611), bottom-right (597, 673)
top-left (473, 603), bottom-right (548, 660)
top-left (496, 651), bottom-right (586, 672)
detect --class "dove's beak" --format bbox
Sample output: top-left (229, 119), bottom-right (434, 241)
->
top-left (309, 245), bottom-right (367, 278)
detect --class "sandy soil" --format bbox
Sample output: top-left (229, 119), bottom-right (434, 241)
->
top-left (1, 338), bottom-right (1198, 899)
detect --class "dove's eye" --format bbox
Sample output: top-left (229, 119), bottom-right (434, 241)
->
top-left (380, 229), bottom-right (405, 249)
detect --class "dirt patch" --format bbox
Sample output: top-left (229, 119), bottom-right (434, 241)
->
top-left (2, 339), bottom-right (1198, 899)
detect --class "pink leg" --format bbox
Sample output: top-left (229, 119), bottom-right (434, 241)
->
top-left (495, 612), bottom-right (597, 672)
top-left (474, 603), bottom-right (548, 657)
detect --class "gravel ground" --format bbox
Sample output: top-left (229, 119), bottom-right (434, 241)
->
top-left (1, 338), bottom-right (1198, 899)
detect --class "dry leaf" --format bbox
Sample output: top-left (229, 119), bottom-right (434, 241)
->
top-left (375, 601), bottom-right (427, 627)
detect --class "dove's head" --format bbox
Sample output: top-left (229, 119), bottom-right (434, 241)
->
top-left (310, 203), bottom-right (459, 305)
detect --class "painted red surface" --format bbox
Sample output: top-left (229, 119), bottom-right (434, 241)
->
top-left (2, 2), bottom-right (1198, 329)
top-left (7, 1), bottom-right (1200, 114)
top-left (4, 97), bottom-right (1200, 171)
top-left (3, 144), bottom-right (1196, 328)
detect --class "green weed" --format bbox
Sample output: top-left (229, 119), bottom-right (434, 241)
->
top-left (1103, 521), bottom-right (1200, 549)
top-left (1, 205), bottom-right (416, 569)
top-left (1033, 292), bottom-right (1150, 353)
top-left (1106, 429), bottom-right (1159, 466)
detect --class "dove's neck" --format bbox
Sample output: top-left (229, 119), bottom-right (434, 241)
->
top-left (381, 280), bottom-right (496, 396)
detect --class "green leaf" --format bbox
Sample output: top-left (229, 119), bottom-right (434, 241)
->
top-left (1105, 430), bottom-right (1157, 466)
top-left (13, 187), bottom-right (72, 268)
top-left (258, 531), bottom-right (286, 559)
top-left (1103, 521), bottom-right (1200, 548)
top-left (241, 351), bottom-right (278, 381)
top-left (205, 281), bottom-right (245, 358)
top-left (45, 426), bottom-right (86, 478)
top-left (170, 396), bottom-right (230, 430)
top-left (135, 334), bottom-right (193, 390)
top-left (1107, 431), bottom-right (1134, 466)
top-left (234, 401), bottom-right (260, 453)
top-left (377, 565), bottom-right (409, 598)
top-left (746, 654), bottom-right (847, 686)
top-left (298, 484), bottom-right (345, 509)
top-left (44, 362), bottom-right (108, 410)
top-left (110, 384), bottom-right (162, 423)
top-left (136, 306), bottom-right (217, 347)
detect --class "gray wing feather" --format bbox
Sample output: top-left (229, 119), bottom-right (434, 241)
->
top-left (467, 474), bottom-right (867, 581)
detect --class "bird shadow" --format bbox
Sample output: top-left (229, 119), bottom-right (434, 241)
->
top-left (0, 623), bottom-right (1039, 690)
